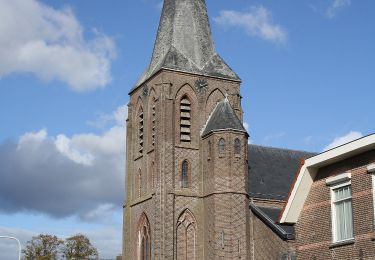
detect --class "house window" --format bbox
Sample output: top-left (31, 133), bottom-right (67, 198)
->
top-left (219, 138), bottom-right (225, 153)
top-left (180, 96), bottom-right (191, 143)
top-left (234, 138), bottom-right (241, 154)
top-left (330, 181), bottom-right (353, 242)
top-left (181, 160), bottom-right (189, 188)
top-left (367, 164), bottom-right (375, 223)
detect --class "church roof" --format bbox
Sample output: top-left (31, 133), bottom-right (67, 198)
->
top-left (248, 144), bottom-right (316, 201)
top-left (201, 98), bottom-right (247, 137)
top-left (132, 0), bottom-right (240, 91)
top-left (250, 203), bottom-right (295, 240)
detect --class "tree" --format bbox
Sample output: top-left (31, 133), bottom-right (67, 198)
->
top-left (22, 234), bottom-right (64, 260)
top-left (62, 234), bottom-right (98, 260)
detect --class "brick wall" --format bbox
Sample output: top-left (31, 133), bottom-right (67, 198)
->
top-left (250, 209), bottom-right (295, 259)
top-left (296, 150), bottom-right (375, 260)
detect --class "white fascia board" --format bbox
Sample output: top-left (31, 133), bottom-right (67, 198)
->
top-left (368, 164), bottom-right (375, 173)
top-left (306, 134), bottom-right (375, 168)
top-left (280, 166), bottom-right (317, 223)
top-left (280, 133), bottom-right (375, 224)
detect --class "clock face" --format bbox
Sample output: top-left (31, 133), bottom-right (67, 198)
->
top-left (195, 78), bottom-right (208, 93)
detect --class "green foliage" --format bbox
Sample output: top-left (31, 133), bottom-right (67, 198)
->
top-left (22, 233), bottom-right (98, 260)
top-left (62, 234), bottom-right (98, 260)
top-left (22, 234), bottom-right (63, 260)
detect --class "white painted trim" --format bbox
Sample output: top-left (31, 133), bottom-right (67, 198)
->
top-left (326, 172), bottom-right (351, 186)
top-left (367, 164), bottom-right (375, 173)
top-left (372, 174), bottom-right (375, 224)
top-left (280, 133), bottom-right (375, 224)
top-left (330, 181), bottom-right (353, 242)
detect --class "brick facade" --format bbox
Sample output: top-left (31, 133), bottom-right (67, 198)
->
top-left (123, 70), bottom-right (253, 259)
top-left (296, 150), bottom-right (375, 259)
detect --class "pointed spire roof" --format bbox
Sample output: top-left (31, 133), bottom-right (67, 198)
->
top-left (202, 98), bottom-right (247, 137)
top-left (134, 0), bottom-right (240, 89)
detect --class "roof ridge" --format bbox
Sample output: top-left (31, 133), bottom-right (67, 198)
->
top-left (248, 143), bottom-right (316, 155)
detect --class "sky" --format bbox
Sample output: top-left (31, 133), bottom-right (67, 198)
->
top-left (0, 0), bottom-right (374, 259)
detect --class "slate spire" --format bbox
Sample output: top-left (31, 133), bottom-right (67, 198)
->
top-left (201, 98), bottom-right (247, 137)
top-left (135, 0), bottom-right (240, 87)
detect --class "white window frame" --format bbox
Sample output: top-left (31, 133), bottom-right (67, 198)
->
top-left (327, 172), bottom-right (353, 243)
top-left (367, 164), bottom-right (375, 223)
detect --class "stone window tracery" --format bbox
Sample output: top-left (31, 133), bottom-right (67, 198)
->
top-left (177, 209), bottom-right (196, 260)
top-left (137, 213), bottom-right (151, 260)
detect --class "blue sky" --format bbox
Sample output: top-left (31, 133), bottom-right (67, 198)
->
top-left (0, 0), bottom-right (374, 259)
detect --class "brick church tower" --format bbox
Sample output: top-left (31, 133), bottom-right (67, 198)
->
top-left (123, 0), bottom-right (250, 259)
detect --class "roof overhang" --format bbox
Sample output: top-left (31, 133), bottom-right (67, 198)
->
top-left (279, 133), bottom-right (375, 224)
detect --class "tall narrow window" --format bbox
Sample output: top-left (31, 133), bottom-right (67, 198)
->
top-left (151, 101), bottom-right (156, 147)
top-left (180, 96), bottom-right (191, 143)
top-left (208, 140), bottom-right (212, 159)
top-left (177, 209), bottom-right (196, 260)
top-left (234, 138), bottom-right (241, 154)
top-left (138, 169), bottom-right (142, 198)
top-left (367, 164), bottom-right (375, 223)
top-left (219, 138), bottom-right (225, 153)
top-left (138, 107), bottom-right (144, 154)
top-left (331, 182), bottom-right (353, 242)
top-left (151, 161), bottom-right (155, 189)
top-left (181, 160), bottom-right (189, 188)
top-left (138, 213), bottom-right (151, 260)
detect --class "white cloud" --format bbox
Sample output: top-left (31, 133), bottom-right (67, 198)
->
top-left (326, 0), bottom-right (351, 18)
top-left (323, 131), bottom-right (363, 151)
top-left (214, 6), bottom-right (287, 44)
top-left (0, 0), bottom-right (116, 91)
top-left (0, 105), bottom-right (127, 219)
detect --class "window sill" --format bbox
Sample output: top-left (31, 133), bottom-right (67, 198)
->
top-left (329, 238), bottom-right (355, 249)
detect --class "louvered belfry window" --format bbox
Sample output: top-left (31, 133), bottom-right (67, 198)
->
top-left (180, 96), bottom-right (191, 142)
top-left (151, 102), bottom-right (156, 147)
top-left (138, 107), bottom-right (144, 154)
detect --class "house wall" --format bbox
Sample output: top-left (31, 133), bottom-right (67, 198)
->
top-left (296, 150), bottom-right (375, 260)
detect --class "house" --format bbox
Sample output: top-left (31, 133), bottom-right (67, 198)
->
top-left (280, 134), bottom-right (375, 259)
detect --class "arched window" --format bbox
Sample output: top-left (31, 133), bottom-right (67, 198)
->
top-left (138, 107), bottom-right (144, 154)
top-left (177, 209), bottom-right (196, 260)
top-left (138, 169), bottom-right (142, 198)
top-left (180, 96), bottom-right (191, 143)
top-left (150, 161), bottom-right (155, 189)
top-left (234, 138), bottom-right (241, 154)
top-left (181, 160), bottom-right (189, 188)
top-left (208, 140), bottom-right (212, 159)
top-left (219, 138), bottom-right (225, 153)
top-left (151, 101), bottom-right (156, 147)
top-left (149, 97), bottom-right (156, 148)
top-left (138, 213), bottom-right (151, 260)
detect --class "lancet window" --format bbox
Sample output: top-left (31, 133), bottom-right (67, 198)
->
top-left (180, 96), bottom-right (191, 142)
top-left (138, 213), bottom-right (151, 260)
top-left (138, 107), bottom-right (144, 154)
top-left (181, 160), bottom-right (189, 188)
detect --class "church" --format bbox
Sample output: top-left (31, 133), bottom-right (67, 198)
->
top-left (123, 0), bottom-right (375, 259)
